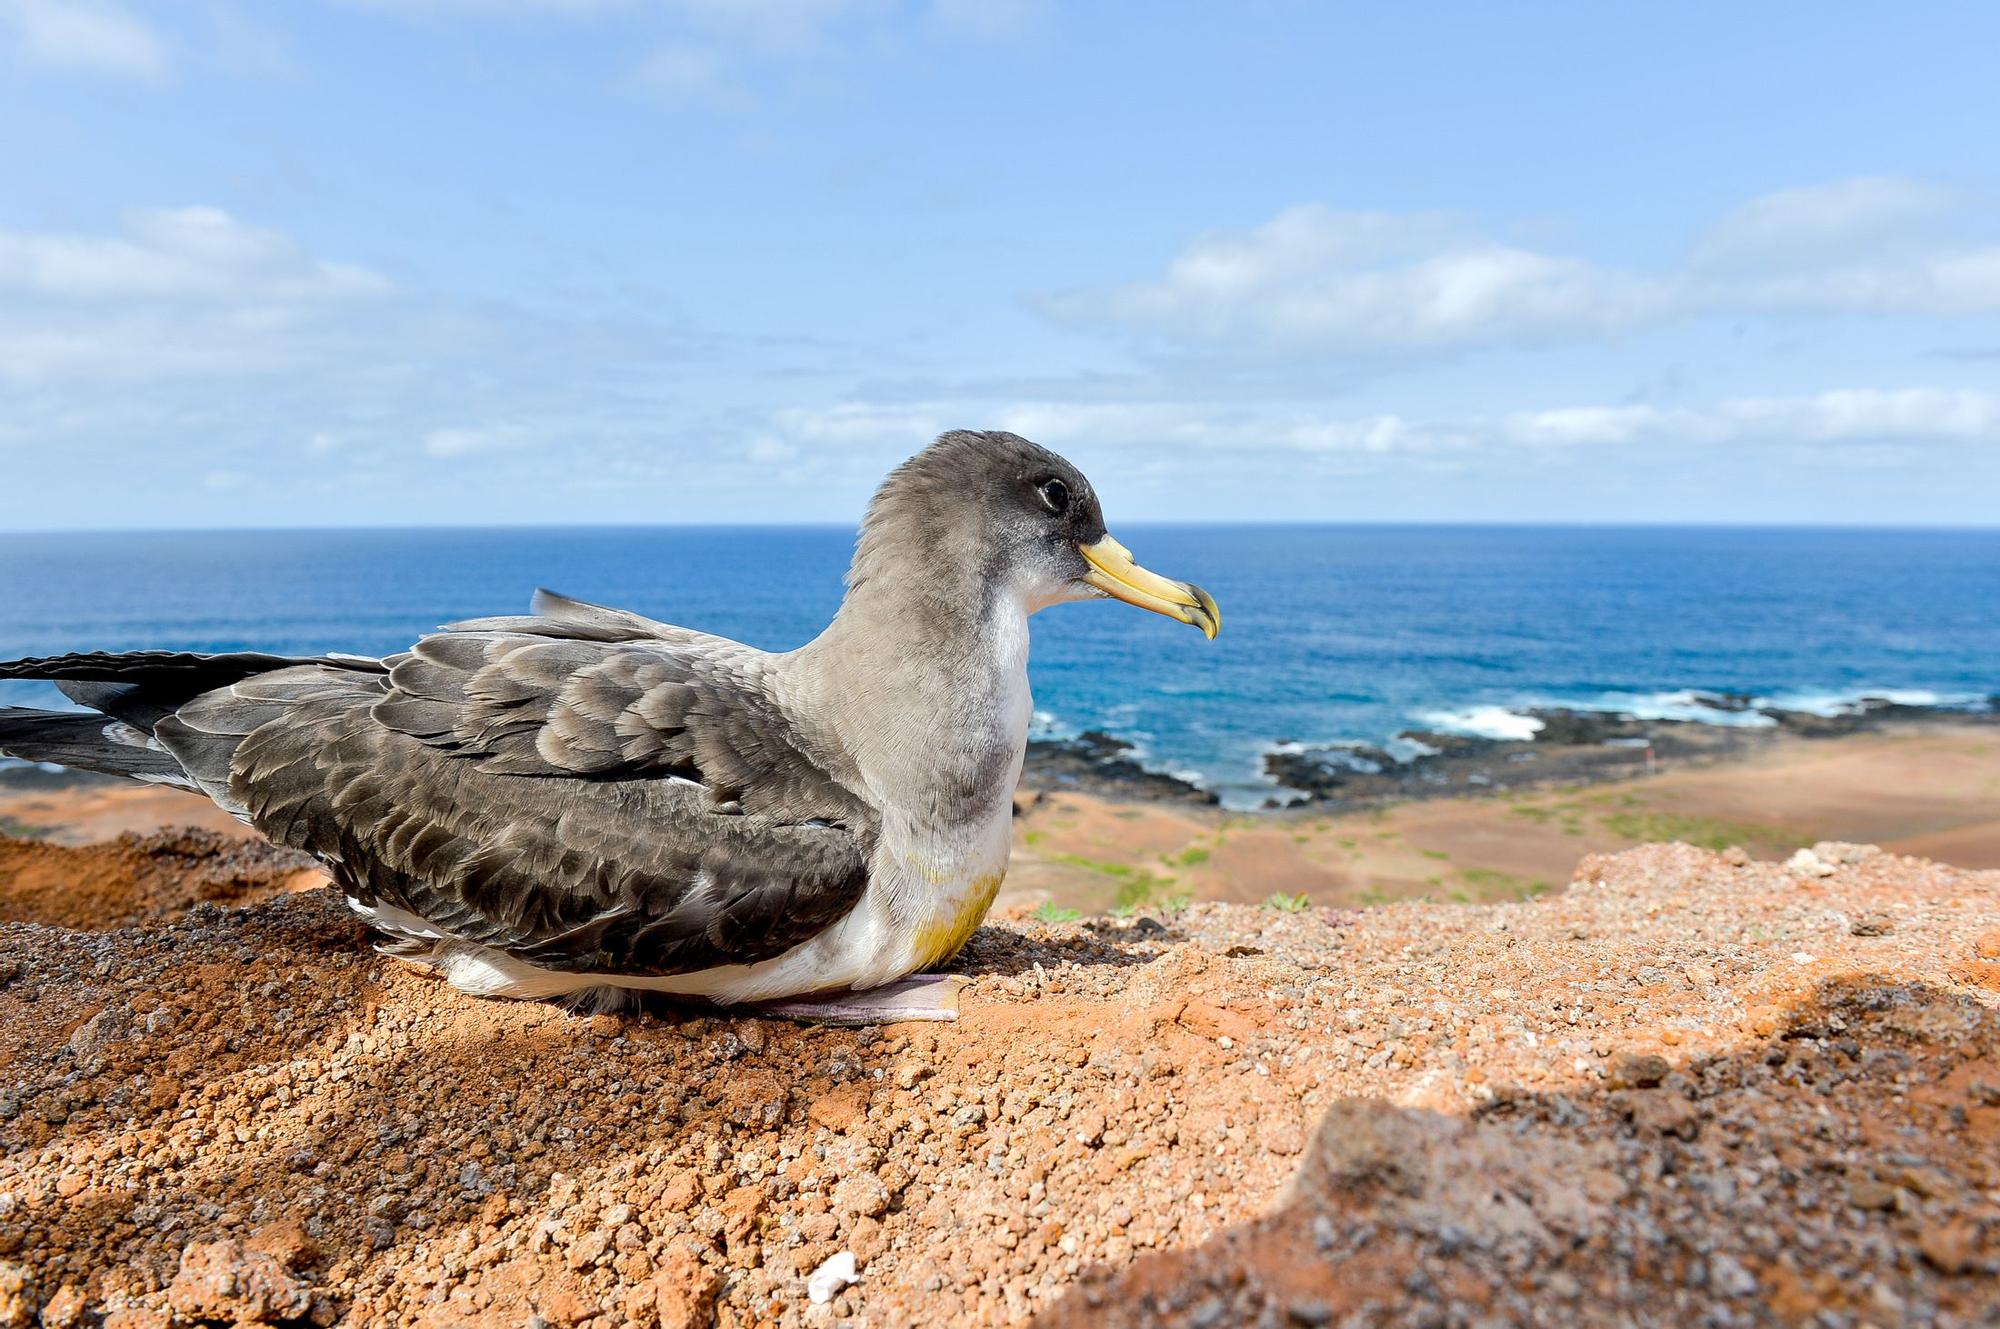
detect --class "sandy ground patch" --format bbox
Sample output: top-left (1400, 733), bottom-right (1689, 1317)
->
top-left (1004, 726), bottom-right (2000, 914)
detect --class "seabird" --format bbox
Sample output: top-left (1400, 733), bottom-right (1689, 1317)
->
top-left (0, 431), bottom-right (1219, 1020)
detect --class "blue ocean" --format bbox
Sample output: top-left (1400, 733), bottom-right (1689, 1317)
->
top-left (2, 525), bottom-right (1995, 806)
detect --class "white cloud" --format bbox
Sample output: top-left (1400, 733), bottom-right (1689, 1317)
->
top-left (746, 435), bottom-right (799, 464)
top-left (1686, 179), bottom-right (2000, 315)
top-left (764, 387), bottom-right (2000, 469)
top-left (0, 0), bottom-right (169, 80)
top-left (0, 207), bottom-right (393, 381)
top-left (1505, 388), bottom-right (2000, 449)
top-left (756, 400), bottom-right (1478, 462)
top-left (1041, 180), bottom-right (2000, 360)
top-left (338, 0), bottom-right (626, 13)
top-left (423, 424), bottom-right (533, 458)
top-left (1717, 387), bottom-right (2000, 441)
top-left (624, 0), bottom-right (896, 108)
top-left (0, 203), bottom-right (711, 521)
top-left (1039, 205), bottom-right (1668, 356)
top-left (770, 401), bottom-right (953, 444)
top-left (0, 206), bottom-right (387, 303)
top-left (1690, 176), bottom-right (1956, 271)
top-left (928, 0), bottom-right (1046, 41)
top-left (631, 41), bottom-right (746, 106)
top-left (669, 0), bottom-right (883, 56)
top-left (351, 0), bottom-right (1035, 109)
top-left (1718, 247), bottom-right (2000, 317)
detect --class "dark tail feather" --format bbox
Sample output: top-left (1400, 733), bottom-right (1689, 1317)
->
top-left (0, 652), bottom-right (378, 736)
top-left (0, 708), bottom-right (195, 787)
top-left (0, 649), bottom-right (383, 734)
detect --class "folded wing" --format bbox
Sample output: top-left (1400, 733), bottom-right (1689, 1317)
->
top-left (157, 591), bottom-right (876, 976)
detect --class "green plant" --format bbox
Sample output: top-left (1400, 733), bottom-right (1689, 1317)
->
top-left (1047, 850), bottom-right (1134, 877)
top-left (1044, 852), bottom-right (1180, 914)
top-left (1265, 891), bottom-right (1311, 912)
top-left (1420, 848), bottom-right (1450, 860)
top-left (1113, 873), bottom-right (1180, 913)
top-left (1599, 810), bottom-right (1803, 852)
top-left (1032, 902), bottom-right (1081, 923)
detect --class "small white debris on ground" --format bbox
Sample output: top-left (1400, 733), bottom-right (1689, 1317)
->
top-left (807, 1251), bottom-right (860, 1305)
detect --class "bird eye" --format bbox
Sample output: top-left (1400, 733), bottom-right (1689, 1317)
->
top-left (1036, 478), bottom-right (1070, 514)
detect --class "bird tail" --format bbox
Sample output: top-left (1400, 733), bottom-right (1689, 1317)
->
top-left (0, 648), bottom-right (386, 798)
top-left (0, 707), bottom-right (196, 786)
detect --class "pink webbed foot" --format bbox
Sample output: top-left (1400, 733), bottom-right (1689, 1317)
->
top-left (750, 974), bottom-right (966, 1025)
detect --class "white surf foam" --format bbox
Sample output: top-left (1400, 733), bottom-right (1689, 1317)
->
top-left (1757, 687), bottom-right (1984, 717)
top-left (1567, 690), bottom-right (1776, 729)
top-left (1413, 706), bottom-right (1545, 742)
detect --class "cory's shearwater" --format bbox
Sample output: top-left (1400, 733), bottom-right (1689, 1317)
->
top-left (0, 431), bottom-right (1219, 1020)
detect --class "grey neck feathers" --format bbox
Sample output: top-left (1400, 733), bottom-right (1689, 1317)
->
top-left (794, 513), bottom-right (1030, 816)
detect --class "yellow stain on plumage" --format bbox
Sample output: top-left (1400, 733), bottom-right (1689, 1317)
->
top-left (913, 870), bottom-right (1005, 969)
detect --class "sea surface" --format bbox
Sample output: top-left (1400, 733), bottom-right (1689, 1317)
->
top-left (2, 525), bottom-right (1996, 806)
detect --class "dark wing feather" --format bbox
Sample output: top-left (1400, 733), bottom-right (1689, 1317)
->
top-left (150, 593), bottom-right (877, 976)
top-left (236, 695), bottom-right (869, 974)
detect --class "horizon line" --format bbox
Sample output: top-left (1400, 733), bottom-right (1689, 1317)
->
top-left (4, 517), bottom-right (2000, 539)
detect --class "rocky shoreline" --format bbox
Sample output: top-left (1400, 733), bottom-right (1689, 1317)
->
top-left (1263, 695), bottom-right (2000, 809)
top-left (1023, 696), bottom-right (1999, 812)
top-left (1020, 733), bottom-right (1220, 807)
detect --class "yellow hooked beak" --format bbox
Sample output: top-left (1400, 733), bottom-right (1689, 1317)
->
top-left (1079, 535), bottom-right (1221, 640)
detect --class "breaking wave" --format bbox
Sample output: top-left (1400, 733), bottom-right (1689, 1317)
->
top-left (1413, 706), bottom-right (1545, 741)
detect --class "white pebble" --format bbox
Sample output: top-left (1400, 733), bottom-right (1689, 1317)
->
top-left (807, 1250), bottom-right (860, 1305)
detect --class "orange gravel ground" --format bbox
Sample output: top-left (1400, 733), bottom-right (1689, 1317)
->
top-left (0, 833), bottom-right (1996, 1327)
top-left (0, 829), bottom-right (320, 931)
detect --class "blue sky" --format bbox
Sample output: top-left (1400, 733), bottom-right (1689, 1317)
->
top-left (2, 1), bottom-right (1997, 529)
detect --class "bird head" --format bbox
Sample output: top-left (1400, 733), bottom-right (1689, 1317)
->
top-left (851, 430), bottom-right (1220, 639)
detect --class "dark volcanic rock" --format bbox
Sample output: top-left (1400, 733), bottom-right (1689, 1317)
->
top-left (1522, 708), bottom-right (1659, 746)
top-left (1764, 696), bottom-right (1993, 738)
top-left (1262, 743), bottom-right (1397, 799)
top-left (1021, 730), bottom-right (1218, 805)
top-left (1685, 691), bottom-right (1762, 713)
top-left (1393, 731), bottom-right (1493, 757)
top-left (1264, 711), bottom-right (1773, 808)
